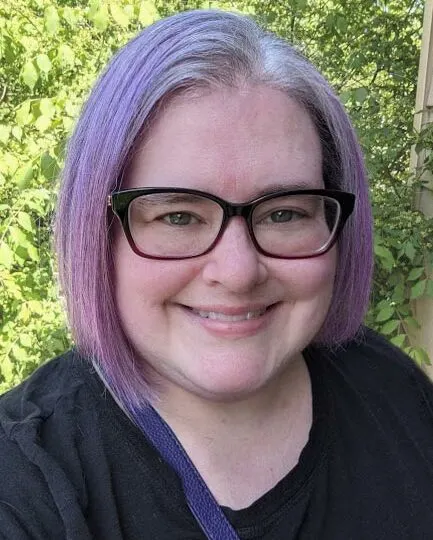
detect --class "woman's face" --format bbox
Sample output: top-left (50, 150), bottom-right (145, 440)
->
top-left (113, 86), bottom-right (336, 401)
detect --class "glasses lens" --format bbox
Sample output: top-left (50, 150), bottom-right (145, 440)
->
top-left (128, 192), bottom-right (223, 258)
top-left (252, 194), bottom-right (341, 257)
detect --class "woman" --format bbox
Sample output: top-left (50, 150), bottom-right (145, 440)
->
top-left (1, 9), bottom-right (433, 539)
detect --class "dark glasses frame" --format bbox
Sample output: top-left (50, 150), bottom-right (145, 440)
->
top-left (108, 187), bottom-right (355, 260)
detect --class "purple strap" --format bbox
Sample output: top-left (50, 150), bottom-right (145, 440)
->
top-left (131, 404), bottom-right (240, 540)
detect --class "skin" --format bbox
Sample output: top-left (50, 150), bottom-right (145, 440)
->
top-left (113, 85), bottom-right (337, 508)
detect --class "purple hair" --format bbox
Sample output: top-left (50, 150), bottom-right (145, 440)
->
top-left (55, 9), bottom-right (373, 407)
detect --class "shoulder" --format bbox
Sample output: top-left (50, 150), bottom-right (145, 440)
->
top-left (313, 327), bottom-right (433, 415)
top-left (328, 327), bottom-right (429, 380)
top-left (0, 351), bottom-right (103, 538)
top-left (0, 350), bottom-right (101, 435)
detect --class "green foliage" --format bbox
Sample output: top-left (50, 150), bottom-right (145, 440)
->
top-left (1, 0), bottom-right (432, 392)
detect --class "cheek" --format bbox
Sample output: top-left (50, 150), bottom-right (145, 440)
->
top-left (277, 250), bottom-right (337, 301)
top-left (113, 234), bottom-right (201, 307)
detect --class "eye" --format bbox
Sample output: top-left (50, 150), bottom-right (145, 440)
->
top-left (161, 212), bottom-right (199, 226)
top-left (270, 209), bottom-right (295, 223)
top-left (266, 209), bottom-right (305, 223)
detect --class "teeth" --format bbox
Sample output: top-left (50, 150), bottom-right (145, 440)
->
top-left (193, 308), bottom-right (267, 321)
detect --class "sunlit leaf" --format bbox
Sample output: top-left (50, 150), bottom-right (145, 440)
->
top-left (0, 242), bottom-right (14, 269)
top-left (90, 5), bottom-right (109, 31)
top-left (57, 44), bottom-right (75, 67)
top-left (15, 101), bottom-right (32, 126)
top-left (0, 124), bottom-right (11, 144)
top-left (11, 126), bottom-right (23, 141)
top-left (110, 3), bottom-right (130, 27)
top-left (27, 244), bottom-right (39, 261)
top-left (45, 5), bottom-right (60, 35)
top-left (36, 54), bottom-right (52, 74)
top-left (21, 61), bottom-right (38, 91)
top-left (34, 115), bottom-right (52, 132)
top-left (15, 164), bottom-right (34, 189)
top-left (17, 212), bottom-right (33, 233)
top-left (138, 0), bottom-right (159, 26)
top-left (62, 6), bottom-right (78, 27)
top-left (40, 98), bottom-right (56, 118)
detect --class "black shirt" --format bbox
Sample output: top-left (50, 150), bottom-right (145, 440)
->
top-left (1, 328), bottom-right (433, 539)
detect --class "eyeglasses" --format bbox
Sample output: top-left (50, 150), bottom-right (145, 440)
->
top-left (108, 188), bottom-right (355, 260)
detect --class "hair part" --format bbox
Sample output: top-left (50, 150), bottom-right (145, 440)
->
top-left (55, 9), bottom-right (373, 407)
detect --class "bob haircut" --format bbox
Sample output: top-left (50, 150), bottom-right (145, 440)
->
top-left (56, 9), bottom-right (373, 408)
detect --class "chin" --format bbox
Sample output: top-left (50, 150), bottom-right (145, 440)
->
top-left (166, 351), bottom-right (288, 402)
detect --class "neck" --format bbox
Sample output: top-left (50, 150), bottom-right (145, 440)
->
top-left (153, 354), bottom-right (312, 509)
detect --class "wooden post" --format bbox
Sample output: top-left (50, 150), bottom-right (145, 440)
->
top-left (410, 0), bottom-right (433, 373)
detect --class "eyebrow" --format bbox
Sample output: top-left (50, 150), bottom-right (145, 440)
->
top-left (135, 193), bottom-right (207, 205)
top-left (251, 181), bottom-right (323, 199)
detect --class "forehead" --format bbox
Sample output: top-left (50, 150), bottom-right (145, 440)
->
top-left (126, 86), bottom-right (323, 200)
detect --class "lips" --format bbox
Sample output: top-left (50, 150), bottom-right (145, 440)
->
top-left (178, 303), bottom-right (278, 338)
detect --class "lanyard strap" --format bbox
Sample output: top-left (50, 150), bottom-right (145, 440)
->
top-left (131, 404), bottom-right (240, 540)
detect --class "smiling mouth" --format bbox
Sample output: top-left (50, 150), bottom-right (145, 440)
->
top-left (181, 303), bottom-right (278, 322)
top-left (190, 308), bottom-right (267, 321)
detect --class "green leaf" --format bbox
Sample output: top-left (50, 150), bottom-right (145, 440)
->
top-left (380, 319), bottom-right (399, 335)
top-left (89, 5), bottom-right (109, 31)
top-left (36, 54), bottom-right (52, 74)
top-left (336, 15), bottom-right (348, 32)
top-left (45, 5), bottom-right (60, 35)
top-left (0, 356), bottom-right (14, 383)
top-left (16, 101), bottom-right (32, 126)
top-left (374, 244), bottom-right (394, 269)
top-left (40, 152), bottom-right (59, 181)
top-left (110, 4), bottom-right (130, 27)
top-left (62, 6), bottom-right (78, 27)
top-left (376, 306), bottom-right (394, 322)
top-left (15, 164), bottom-right (34, 189)
top-left (404, 242), bottom-right (416, 261)
top-left (57, 44), bottom-right (75, 67)
top-left (17, 212), bottom-right (33, 233)
top-left (0, 124), bottom-right (11, 144)
top-left (339, 91), bottom-right (351, 104)
top-left (410, 347), bottom-right (431, 366)
top-left (390, 334), bottom-right (406, 348)
top-left (404, 316), bottom-right (421, 330)
top-left (354, 87), bottom-right (368, 104)
top-left (0, 242), bottom-right (14, 269)
top-left (138, 0), bottom-right (159, 26)
top-left (391, 283), bottom-right (405, 303)
top-left (34, 115), bottom-right (52, 132)
top-left (19, 334), bottom-right (32, 348)
top-left (9, 225), bottom-right (28, 247)
top-left (21, 61), bottom-right (38, 91)
top-left (27, 244), bottom-right (39, 261)
top-left (407, 267), bottom-right (424, 281)
top-left (39, 98), bottom-right (56, 118)
top-left (410, 280), bottom-right (426, 299)
top-left (12, 126), bottom-right (23, 141)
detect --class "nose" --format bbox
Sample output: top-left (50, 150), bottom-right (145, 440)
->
top-left (201, 217), bottom-right (268, 293)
